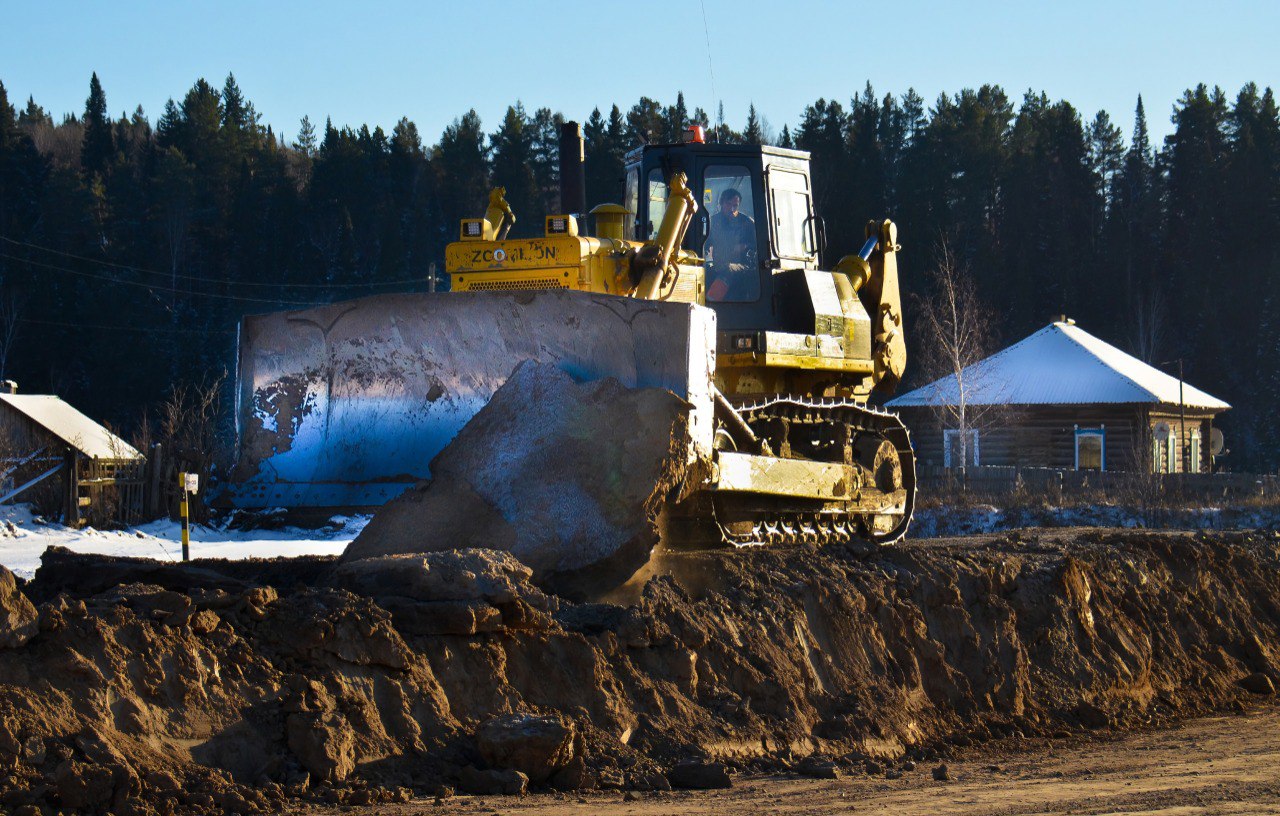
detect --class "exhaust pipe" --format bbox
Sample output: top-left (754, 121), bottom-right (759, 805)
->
top-left (559, 121), bottom-right (586, 218)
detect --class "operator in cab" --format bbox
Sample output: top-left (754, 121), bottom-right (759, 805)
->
top-left (705, 187), bottom-right (756, 301)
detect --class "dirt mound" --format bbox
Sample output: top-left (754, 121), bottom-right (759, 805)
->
top-left (343, 362), bottom-right (693, 598)
top-left (0, 530), bottom-right (1278, 813)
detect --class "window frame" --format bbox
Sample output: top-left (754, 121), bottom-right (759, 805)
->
top-left (942, 429), bottom-right (980, 470)
top-left (766, 168), bottom-right (815, 263)
top-left (1073, 425), bottom-right (1106, 472)
top-left (701, 162), bottom-right (763, 304)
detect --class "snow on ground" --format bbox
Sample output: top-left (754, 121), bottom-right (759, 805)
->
top-left (0, 504), bottom-right (368, 580)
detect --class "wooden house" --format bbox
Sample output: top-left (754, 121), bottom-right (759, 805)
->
top-left (886, 320), bottom-right (1231, 474)
top-left (0, 388), bottom-right (145, 525)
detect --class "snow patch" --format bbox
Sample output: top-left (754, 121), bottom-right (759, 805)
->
top-left (0, 504), bottom-right (368, 580)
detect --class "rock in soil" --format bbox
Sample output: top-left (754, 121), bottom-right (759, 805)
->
top-left (1239, 672), bottom-right (1276, 695)
top-left (342, 361), bottom-right (692, 599)
top-left (458, 765), bottom-right (529, 796)
top-left (475, 713), bottom-right (577, 784)
top-left (796, 755), bottom-right (840, 779)
top-left (667, 761), bottom-right (733, 789)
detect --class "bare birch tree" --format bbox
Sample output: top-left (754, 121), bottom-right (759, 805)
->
top-left (1129, 287), bottom-right (1168, 364)
top-left (912, 239), bottom-right (999, 481)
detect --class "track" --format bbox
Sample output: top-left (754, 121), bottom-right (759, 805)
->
top-left (695, 396), bottom-right (916, 549)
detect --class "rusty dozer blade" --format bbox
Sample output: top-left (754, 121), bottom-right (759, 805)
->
top-left (223, 290), bottom-right (716, 508)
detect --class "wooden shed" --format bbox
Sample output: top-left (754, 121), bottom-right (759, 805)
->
top-left (887, 320), bottom-right (1231, 474)
top-left (0, 389), bottom-right (146, 526)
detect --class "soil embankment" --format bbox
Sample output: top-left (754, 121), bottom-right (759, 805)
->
top-left (0, 529), bottom-right (1278, 814)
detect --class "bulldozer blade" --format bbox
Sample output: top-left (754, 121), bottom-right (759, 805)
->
top-left (223, 290), bottom-right (716, 508)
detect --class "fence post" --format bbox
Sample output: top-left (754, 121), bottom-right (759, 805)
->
top-left (147, 443), bottom-right (164, 519)
top-left (63, 450), bottom-right (80, 528)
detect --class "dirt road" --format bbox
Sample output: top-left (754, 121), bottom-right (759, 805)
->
top-left (298, 704), bottom-right (1280, 816)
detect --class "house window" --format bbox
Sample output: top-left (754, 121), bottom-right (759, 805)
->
top-left (1151, 423), bottom-right (1176, 473)
top-left (1074, 426), bottom-right (1105, 471)
top-left (1189, 429), bottom-right (1201, 474)
top-left (943, 429), bottom-right (979, 469)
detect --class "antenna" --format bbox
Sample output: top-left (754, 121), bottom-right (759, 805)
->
top-left (699, 0), bottom-right (718, 142)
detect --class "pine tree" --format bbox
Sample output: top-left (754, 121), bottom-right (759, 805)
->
top-left (435, 110), bottom-right (489, 233)
top-left (81, 72), bottom-right (114, 178)
top-left (778, 124), bottom-right (793, 149)
top-left (296, 115), bottom-right (317, 156)
top-left (626, 97), bottom-right (663, 144)
top-left (156, 99), bottom-right (182, 148)
top-left (664, 92), bottom-right (688, 142)
top-left (1087, 110), bottom-right (1125, 211)
top-left (1162, 84), bottom-right (1230, 362)
top-left (713, 101), bottom-right (739, 144)
top-left (1109, 96), bottom-right (1163, 360)
top-left (743, 104), bottom-right (763, 145)
top-left (489, 104), bottom-right (538, 237)
top-left (18, 97), bottom-right (50, 128)
top-left (221, 73), bottom-right (260, 158)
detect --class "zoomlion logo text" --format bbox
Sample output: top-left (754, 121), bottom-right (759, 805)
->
top-left (469, 245), bottom-right (559, 264)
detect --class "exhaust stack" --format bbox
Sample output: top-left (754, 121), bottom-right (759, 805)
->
top-left (559, 121), bottom-right (586, 219)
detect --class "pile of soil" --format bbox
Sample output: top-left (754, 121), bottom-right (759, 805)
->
top-left (1, 529), bottom-right (1278, 814)
top-left (344, 362), bottom-right (694, 598)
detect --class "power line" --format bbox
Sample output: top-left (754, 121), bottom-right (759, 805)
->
top-left (0, 251), bottom-right (328, 307)
top-left (700, 0), bottom-right (719, 139)
top-left (0, 236), bottom-right (425, 290)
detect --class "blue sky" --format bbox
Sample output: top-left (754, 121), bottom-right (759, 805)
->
top-left (2, 1), bottom-right (1275, 148)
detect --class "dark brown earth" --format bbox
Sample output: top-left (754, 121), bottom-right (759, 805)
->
top-left (1, 528), bottom-right (1279, 815)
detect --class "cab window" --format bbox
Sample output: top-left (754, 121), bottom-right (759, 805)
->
top-left (646, 168), bottom-right (667, 240)
top-left (770, 170), bottom-right (813, 260)
top-left (623, 168), bottom-right (639, 240)
top-left (703, 164), bottom-right (760, 303)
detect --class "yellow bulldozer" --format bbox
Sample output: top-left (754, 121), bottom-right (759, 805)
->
top-left (225, 122), bottom-right (915, 548)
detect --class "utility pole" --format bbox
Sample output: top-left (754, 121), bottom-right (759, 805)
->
top-left (1161, 358), bottom-right (1188, 473)
top-left (1177, 358), bottom-right (1186, 474)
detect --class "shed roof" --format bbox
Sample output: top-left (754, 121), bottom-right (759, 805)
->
top-left (887, 321), bottom-right (1231, 411)
top-left (0, 394), bottom-right (144, 460)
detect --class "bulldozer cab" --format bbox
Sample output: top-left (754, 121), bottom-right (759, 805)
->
top-left (625, 142), bottom-right (820, 331)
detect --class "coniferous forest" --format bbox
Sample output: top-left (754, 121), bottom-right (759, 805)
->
top-left (0, 75), bottom-right (1278, 471)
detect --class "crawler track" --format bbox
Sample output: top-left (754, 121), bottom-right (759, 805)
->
top-left (675, 396), bottom-right (916, 549)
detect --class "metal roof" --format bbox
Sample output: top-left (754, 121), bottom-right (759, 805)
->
top-left (887, 322), bottom-right (1231, 411)
top-left (0, 394), bottom-right (144, 460)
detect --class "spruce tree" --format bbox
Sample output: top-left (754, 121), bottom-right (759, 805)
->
top-left (744, 104), bottom-right (763, 145)
top-left (81, 72), bottom-right (114, 178)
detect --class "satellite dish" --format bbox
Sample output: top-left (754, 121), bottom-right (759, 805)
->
top-left (1211, 428), bottom-right (1225, 456)
top-left (1153, 421), bottom-right (1171, 438)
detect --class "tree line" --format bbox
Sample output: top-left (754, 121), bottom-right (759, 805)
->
top-left (0, 75), bottom-right (1277, 470)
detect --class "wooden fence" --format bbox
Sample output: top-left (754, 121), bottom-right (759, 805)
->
top-left (916, 464), bottom-right (1280, 502)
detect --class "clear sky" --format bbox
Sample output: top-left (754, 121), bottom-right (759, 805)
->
top-left (2, 0), bottom-right (1276, 148)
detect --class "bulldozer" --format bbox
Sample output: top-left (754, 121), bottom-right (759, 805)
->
top-left (225, 122), bottom-right (915, 548)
